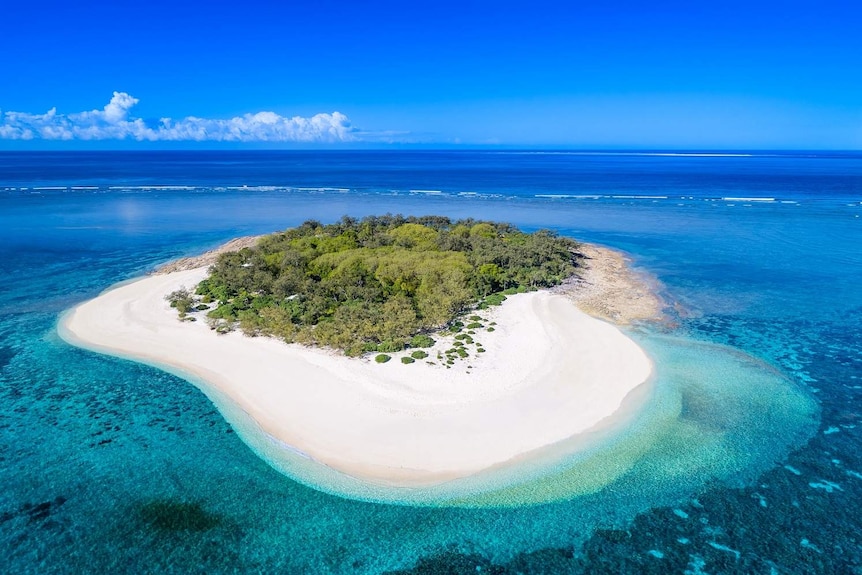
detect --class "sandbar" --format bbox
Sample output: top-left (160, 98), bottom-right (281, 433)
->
top-left (60, 253), bottom-right (654, 488)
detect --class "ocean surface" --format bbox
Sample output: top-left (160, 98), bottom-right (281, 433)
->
top-left (1, 150), bottom-right (860, 573)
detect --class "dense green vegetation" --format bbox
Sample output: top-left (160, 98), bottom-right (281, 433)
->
top-left (183, 215), bottom-right (582, 356)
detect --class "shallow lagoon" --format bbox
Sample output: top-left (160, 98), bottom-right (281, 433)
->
top-left (182, 330), bottom-right (816, 511)
top-left (1, 151), bottom-right (860, 573)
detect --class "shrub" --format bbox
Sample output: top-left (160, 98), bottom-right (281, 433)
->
top-left (377, 340), bottom-right (405, 353)
top-left (477, 348), bottom-right (486, 353)
top-left (411, 350), bottom-right (429, 359)
top-left (208, 303), bottom-right (237, 321)
top-left (466, 322), bottom-right (483, 329)
top-left (483, 293), bottom-right (507, 306)
top-left (166, 289), bottom-right (194, 316)
top-left (469, 315), bottom-right (483, 321)
top-left (401, 356), bottom-right (415, 364)
top-left (486, 327), bottom-right (495, 332)
top-left (375, 354), bottom-right (391, 363)
top-left (410, 334), bottom-right (436, 348)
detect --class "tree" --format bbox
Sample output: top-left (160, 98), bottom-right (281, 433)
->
top-left (181, 215), bottom-right (581, 355)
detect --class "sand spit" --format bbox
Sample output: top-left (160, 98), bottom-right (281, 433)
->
top-left (60, 263), bottom-right (653, 488)
top-left (558, 243), bottom-right (668, 325)
top-left (154, 235), bottom-right (264, 274)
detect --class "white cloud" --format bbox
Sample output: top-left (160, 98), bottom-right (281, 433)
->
top-left (0, 92), bottom-right (357, 142)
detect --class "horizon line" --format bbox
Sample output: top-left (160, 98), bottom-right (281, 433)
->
top-left (0, 147), bottom-right (860, 153)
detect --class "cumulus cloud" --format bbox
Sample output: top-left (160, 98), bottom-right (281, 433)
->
top-left (0, 92), bottom-right (356, 142)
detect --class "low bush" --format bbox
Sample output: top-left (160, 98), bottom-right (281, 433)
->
top-left (411, 350), bottom-right (429, 359)
top-left (377, 340), bottom-right (404, 353)
top-left (166, 289), bottom-right (194, 316)
top-left (410, 334), bottom-right (436, 348)
top-left (375, 354), bottom-right (391, 363)
top-left (483, 293), bottom-right (507, 306)
top-left (401, 356), bottom-right (415, 364)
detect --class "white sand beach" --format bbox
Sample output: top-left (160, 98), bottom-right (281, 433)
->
top-left (60, 265), bottom-right (653, 486)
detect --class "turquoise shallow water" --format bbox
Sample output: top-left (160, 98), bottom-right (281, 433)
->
top-left (116, 330), bottom-right (814, 512)
top-left (1, 151), bottom-right (861, 573)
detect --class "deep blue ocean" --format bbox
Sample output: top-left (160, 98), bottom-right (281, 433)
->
top-left (1, 151), bottom-right (861, 574)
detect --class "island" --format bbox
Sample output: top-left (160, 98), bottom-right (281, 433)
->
top-left (60, 215), bottom-right (665, 506)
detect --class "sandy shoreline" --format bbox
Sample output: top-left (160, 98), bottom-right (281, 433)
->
top-left (558, 243), bottom-right (667, 325)
top-left (153, 235), bottom-right (265, 275)
top-left (59, 242), bottom-right (656, 493)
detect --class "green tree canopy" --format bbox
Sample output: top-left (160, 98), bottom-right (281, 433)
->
top-left (190, 215), bottom-right (583, 355)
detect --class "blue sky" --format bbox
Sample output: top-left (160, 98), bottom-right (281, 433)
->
top-left (1, 0), bottom-right (860, 149)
